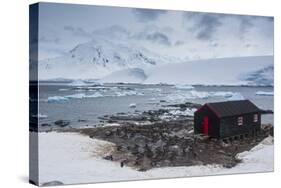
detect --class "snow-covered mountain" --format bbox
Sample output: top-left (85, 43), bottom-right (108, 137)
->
top-left (39, 37), bottom-right (177, 80)
top-left (144, 56), bottom-right (273, 86)
top-left (100, 68), bottom-right (147, 83)
top-left (38, 36), bottom-right (273, 86)
top-left (98, 56), bottom-right (273, 86)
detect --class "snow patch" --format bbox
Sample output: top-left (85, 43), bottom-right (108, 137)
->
top-left (37, 132), bottom-right (273, 185)
top-left (160, 108), bottom-right (197, 120)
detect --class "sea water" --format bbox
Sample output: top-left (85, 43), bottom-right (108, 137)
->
top-left (37, 82), bottom-right (274, 130)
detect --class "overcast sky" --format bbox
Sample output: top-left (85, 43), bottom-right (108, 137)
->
top-left (36, 2), bottom-right (274, 60)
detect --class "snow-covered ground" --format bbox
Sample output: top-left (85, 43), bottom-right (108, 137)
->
top-left (36, 132), bottom-right (273, 186)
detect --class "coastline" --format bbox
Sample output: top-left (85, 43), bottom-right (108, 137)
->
top-left (35, 131), bottom-right (273, 185)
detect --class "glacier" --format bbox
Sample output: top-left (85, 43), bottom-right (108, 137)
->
top-left (144, 56), bottom-right (273, 86)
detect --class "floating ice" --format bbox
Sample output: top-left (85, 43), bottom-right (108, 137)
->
top-left (65, 92), bottom-right (103, 99)
top-left (212, 91), bottom-right (234, 98)
top-left (166, 90), bottom-right (243, 102)
top-left (68, 80), bottom-right (88, 86)
top-left (173, 84), bottom-right (194, 90)
top-left (86, 93), bottom-right (104, 98)
top-left (129, 103), bottom-right (137, 108)
top-left (59, 88), bottom-right (69, 91)
top-left (255, 91), bottom-right (274, 96)
top-left (114, 90), bottom-right (144, 97)
top-left (47, 92), bottom-right (103, 103)
top-left (65, 93), bottom-right (87, 99)
top-left (47, 96), bottom-right (69, 103)
top-left (32, 113), bottom-right (48, 119)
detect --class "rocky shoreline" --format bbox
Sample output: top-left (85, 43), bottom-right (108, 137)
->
top-left (54, 101), bottom-right (273, 171)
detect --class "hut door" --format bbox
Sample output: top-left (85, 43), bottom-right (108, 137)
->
top-left (203, 116), bottom-right (209, 135)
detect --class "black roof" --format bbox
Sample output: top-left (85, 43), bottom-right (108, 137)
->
top-left (206, 100), bottom-right (262, 118)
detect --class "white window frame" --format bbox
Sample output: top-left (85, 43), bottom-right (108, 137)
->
top-left (253, 114), bottom-right (258, 122)
top-left (238, 116), bottom-right (243, 126)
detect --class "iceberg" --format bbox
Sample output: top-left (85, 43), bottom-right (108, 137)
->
top-left (65, 92), bottom-right (104, 99)
top-left (47, 92), bottom-right (103, 103)
top-left (47, 96), bottom-right (69, 103)
top-left (114, 90), bottom-right (144, 97)
top-left (68, 80), bottom-right (88, 86)
top-left (173, 84), bottom-right (194, 90)
top-left (129, 103), bottom-right (137, 108)
top-left (166, 90), bottom-right (243, 102)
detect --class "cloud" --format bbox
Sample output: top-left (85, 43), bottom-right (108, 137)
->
top-left (63, 25), bottom-right (91, 38)
top-left (174, 40), bottom-right (185, 46)
top-left (133, 8), bottom-right (167, 22)
top-left (183, 12), bottom-right (223, 40)
top-left (238, 16), bottom-right (254, 34)
top-left (145, 32), bottom-right (171, 45)
top-left (133, 31), bottom-right (171, 46)
top-left (39, 36), bottom-right (60, 43)
top-left (92, 25), bottom-right (130, 39)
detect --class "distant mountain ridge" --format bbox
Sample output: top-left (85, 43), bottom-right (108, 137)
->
top-left (38, 37), bottom-right (273, 86)
top-left (39, 37), bottom-right (177, 80)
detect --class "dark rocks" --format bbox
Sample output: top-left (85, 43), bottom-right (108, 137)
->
top-left (79, 122), bottom-right (273, 171)
top-left (105, 130), bottom-right (112, 136)
top-left (54, 120), bottom-right (70, 127)
top-left (166, 102), bottom-right (202, 109)
top-left (103, 155), bottom-right (113, 161)
top-left (76, 101), bottom-right (273, 171)
top-left (78, 119), bottom-right (88, 122)
top-left (41, 123), bottom-right (51, 127)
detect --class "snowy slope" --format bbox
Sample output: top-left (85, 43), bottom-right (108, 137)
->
top-left (100, 68), bottom-right (147, 83)
top-left (37, 132), bottom-right (273, 185)
top-left (144, 56), bottom-right (273, 85)
top-left (38, 37), bottom-right (175, 80)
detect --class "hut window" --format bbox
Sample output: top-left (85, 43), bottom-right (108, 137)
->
top-left (238, 116), bottom-right (243, 126)
top-left (253, 114), bottom-right (258, 122)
